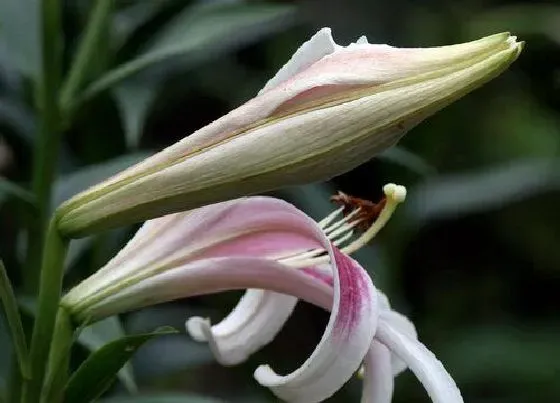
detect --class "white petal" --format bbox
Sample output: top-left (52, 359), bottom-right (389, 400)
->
top-left (254, 248), bottom-right (378, 403)
top-left (380, 310), bottom-right (418, 375)
top-left (361, 341), bottom-right (394, 403)
top-left (376, 320), bottom-right (463, 403)
top-left (355, 35), bottom-right (369, 45)
top-left (185, 289), bottom-right (298, 365)
top-left (259, 27), bottom-right (337, 94)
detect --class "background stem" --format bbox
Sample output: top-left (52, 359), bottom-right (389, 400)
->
top-left (25, 0), bottom-right (62, 294)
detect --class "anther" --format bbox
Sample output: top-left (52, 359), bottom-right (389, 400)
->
top-left (331, 191), bottom-right (386, 230)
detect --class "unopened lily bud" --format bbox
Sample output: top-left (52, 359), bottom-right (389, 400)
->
top-left (57, 28), bottom-right (522, 236)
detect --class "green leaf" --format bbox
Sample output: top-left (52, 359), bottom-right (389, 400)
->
top-left (111, 1), bottom-right (174, 49)
top-left (0, 260), bottom-right (29, 379)
top-left (0, 98), bottom-right (36, 141)
top-left (405, 159), bottom-right (560, 224)
top-left (113, 79), bottom-right (159, 149)
top-left (0, 315), bottom-right (12, 394)
top-left (64, 326), bottom-right (177, 403)
top-left (82, 2), bottom-right (296, 102)
top-left (77, 317), bottom-right (137, 393)
top-left (51, 152), bottom-right (151, 209)
top-left (0, 177), bottom-right (35, 208)
top-left (443, 325), bottom-right (560, 393)
top-left (0, 0), bottom-right (40, 78)
top-left (379, 146), bottom-right (437, 177)
top-left (465, 4), bottom-right (560, 45)
top-left (100, 395), bottom-right (225, 403)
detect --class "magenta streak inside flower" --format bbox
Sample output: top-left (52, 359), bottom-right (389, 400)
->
top-left (332, 248), bottom-right (368, 339)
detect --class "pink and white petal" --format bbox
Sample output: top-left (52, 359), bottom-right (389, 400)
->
top-left (254, 248), bottom-right (377, 403)
top-left (65, 197), bottom-right (325, 307)
top-left (380, 310), bottom-right (418, 376)
top-left (376, 320), bottom-right (463, 403)
top-left (83, 256), bottom-right (333, 321)
top-left (361, 341), bottom-right (394, 403)
top-left (259, 27), bottom-right (337, 94)
top-left (185, 289), bottom-right (298, 366)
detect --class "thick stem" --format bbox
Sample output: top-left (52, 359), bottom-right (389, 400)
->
top-left (41, 308), bottom-right (73, 403)
top-left (25, 0), bottom-right (62, 293)
top-left (22, 220), bottom-right (69, 403)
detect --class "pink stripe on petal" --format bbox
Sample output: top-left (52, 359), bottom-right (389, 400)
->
top-left (254, 247), bottom-right (378, 403)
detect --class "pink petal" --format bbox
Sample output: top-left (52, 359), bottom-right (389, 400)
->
top-left (64, 197), bottom-right (324, 307)
top-left (254, 248), bottom-right (377, 403)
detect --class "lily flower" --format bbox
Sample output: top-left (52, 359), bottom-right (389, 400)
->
top-left (62, 184), bottom-right (462, 402)
top-left (56, 28), bottom-right (522, 237)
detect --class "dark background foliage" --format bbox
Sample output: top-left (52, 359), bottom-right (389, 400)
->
top-left (0, 0), bottom-right (559, 402)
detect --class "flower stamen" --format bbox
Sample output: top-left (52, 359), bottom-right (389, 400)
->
top-left (281, 183), bottom-right (406, 268)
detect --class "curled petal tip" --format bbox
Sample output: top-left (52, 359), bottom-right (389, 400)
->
top-left (185, 316), bottom-right (211, 342)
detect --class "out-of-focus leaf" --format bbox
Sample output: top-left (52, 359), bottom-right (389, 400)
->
top-left (0, 261), bottom-right (29, 379)
top-left (113, 79), bottom-right (158, 149)
top-left (379, 146), bottom-right (437, 177)
top-left (406, 159), bottom-right (560, 223)
top-left (64, 326), bottom-right (177, 403)
top-left (478, 92), bottom-right (560, 163)
top-left (443, 325), bottom-right (560, 392)
top-left (126, 306), bottom-right (215, 380)
top-left (0, 0), bottom-right (40, 78)
top-left (83, 2), bottom-right (296, 101)
top-left (51, 152), bottom-right (151, 208)
top-left (100, 395), bottom-right (225, 403)
top-left (0, 99), bottom-right (35, 141)
top-left (0, 314), bottom-right (12, 395)
top-left (0, 177), bottom-right (35, 207)
top-left (465, 5), bottom-right (560, 44)
top-left (77, 317), bottom-right (137, 393)
top-left (112, 1), bottom-right (174, 49)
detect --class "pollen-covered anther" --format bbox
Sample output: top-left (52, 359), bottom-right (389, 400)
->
top-left (331, 191), bottom-right (387, 230)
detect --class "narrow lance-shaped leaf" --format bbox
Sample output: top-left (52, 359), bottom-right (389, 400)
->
top-left (0, 178), bottom-right (36, 208)
top-left (100, 395), bottom-right (226, 403)
top-left (0, 260), bottom-right (29, 379)
top-left (81, 2), bottom-right (295, 102)
top-left (64, 327), bottom-right (177, 403)
top-left (77, 317), bottom-right (137, 393)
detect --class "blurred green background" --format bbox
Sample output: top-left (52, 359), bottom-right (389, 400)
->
top-left (1, 0), bottom-right (559, 402)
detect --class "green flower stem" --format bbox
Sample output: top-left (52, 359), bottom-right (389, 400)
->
top-left (25, 0), bottom-right (62, 294)
top-left (41, 308), bottom-right (73, 403)
top-left (22, 219), bottom-right (69, 403)
top-left (59, 0), bottom-right (113, 115)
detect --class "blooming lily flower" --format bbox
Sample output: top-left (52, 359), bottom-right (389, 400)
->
top-left (62, 184), bottom-right (462, 402)
top-left (56, 28), bottom-right (522, 237)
